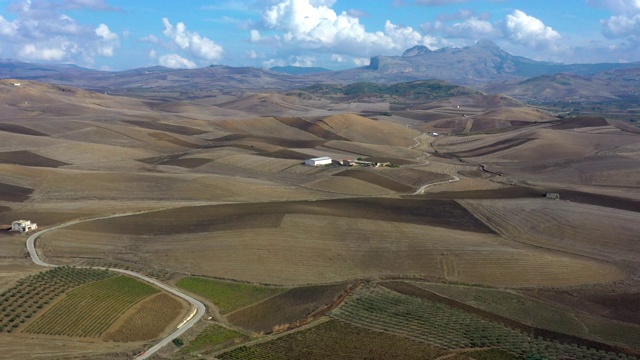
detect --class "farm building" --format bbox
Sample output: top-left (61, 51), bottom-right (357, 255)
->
top-left (304, 157), bottom-right (332, 166)
top-left (10, 82), bottom-right (21, 86)
top-left (11, 220), bottom-right (37, 233)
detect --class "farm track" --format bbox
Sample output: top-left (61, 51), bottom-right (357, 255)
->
top-left (25, 210), bottom-right (207, 360)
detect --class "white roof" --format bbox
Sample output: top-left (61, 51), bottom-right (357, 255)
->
top-left (309, 156), bottom-right (332, 161)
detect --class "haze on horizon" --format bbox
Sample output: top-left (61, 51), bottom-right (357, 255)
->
top-left (0, 0), bottom-right (638, 71)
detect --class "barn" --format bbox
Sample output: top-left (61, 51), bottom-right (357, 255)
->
top-left (304, 157), bottom-right (332, 166)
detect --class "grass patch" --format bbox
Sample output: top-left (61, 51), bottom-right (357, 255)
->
top-left (176, 277), bottom-right (284, 314)
top-left (182, 324), bottom-right (247, 355)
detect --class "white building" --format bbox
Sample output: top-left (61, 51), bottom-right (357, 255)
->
top-left (11, 220), bottom-right (37, 233)
top-left (304, 157), bottom-right (332, 166)
top-left (10, 82), bottom-right (21, 86)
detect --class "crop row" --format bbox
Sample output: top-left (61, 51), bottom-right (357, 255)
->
top-left (329, 284), bottom-right (637, 360)
top-left (25, 275), bottom-right (158, 337)
top-left (0, 266), bottom-right (114, 333)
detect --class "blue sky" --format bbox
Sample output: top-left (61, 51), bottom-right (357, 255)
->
top-left (0, 0), bottom-right (638, 70)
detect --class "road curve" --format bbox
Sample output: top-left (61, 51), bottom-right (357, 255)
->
top-left (26, 211), bottom-right (207, 360)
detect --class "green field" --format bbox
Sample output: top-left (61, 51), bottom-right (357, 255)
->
top-left (330, 284), bottom-right (636, 360)
top-left (0, 266), bottom-right (114, 333)
top-left (176, 277), bottom-right (285, 314)
top-left (219, 320), bottom-right (447, 360)
top-left (25, 275), bottom-right (158, 337)
top-left (413, 282), bottom-right (640, 350)
top-left (180, 324), bottom-right (247, 356)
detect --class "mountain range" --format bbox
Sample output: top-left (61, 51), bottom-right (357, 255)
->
top-left (1, 39), bottom-right (638, 103)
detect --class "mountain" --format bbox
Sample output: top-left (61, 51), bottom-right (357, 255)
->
top-left (351, 39), bottom-right (640, 85)
top-left (269, 66), bottom-right (332, 75)
top-left (482, 67), bottom-right (640, 103)
top-left (1, 41), bottom-right (638, 101)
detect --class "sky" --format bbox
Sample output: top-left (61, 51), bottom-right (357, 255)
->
top-left (0, 0), bottom-right (639, 71)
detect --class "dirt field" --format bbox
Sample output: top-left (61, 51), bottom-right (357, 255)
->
top-left (0, 183), bottom-right (32, 202)
top-left (0, 123), bottom-right (47, 137)
top-left (0, 151), bottom-right (69, 167)
top-left (227, 283), bottom-right (349, 333)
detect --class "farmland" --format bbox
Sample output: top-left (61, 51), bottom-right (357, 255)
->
top-left (25, 275), bottom-right (159, 337)
top-left (0, 267), bottom-right (114, 334)
top-left (329, 283), bottom-right (638, 359)
top-left (175, 277), bottom-right (285, 314)
top-left (219, 320), bottom-right (447, 360)
top-left (227, 283), bottom-right (350, 333)
top-left (1, 73), bottom-right (640, 360)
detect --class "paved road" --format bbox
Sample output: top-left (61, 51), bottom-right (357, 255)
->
top-left (26, 211), bottom-right (206, 360)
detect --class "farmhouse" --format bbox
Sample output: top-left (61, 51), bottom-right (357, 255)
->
top-left (304, 157), bottom-right (332, 166)
top-left (10, 82), bottom-right (21, 86)
top-left (11, 220), bottom-right (37, 233)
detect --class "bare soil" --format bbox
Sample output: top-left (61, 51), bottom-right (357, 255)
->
top-left (123, 120), bottom-right (209, 135)
top-left (0, 123), bottom-right (48, 136)
top-left (0, 183), bottom-right (32, 202)
top-left (0, 151), bottom-right (69, 167)
top-left (227, 283), bottom-right (350, 333)
top-left (333, 169), bottom-right (415, 192)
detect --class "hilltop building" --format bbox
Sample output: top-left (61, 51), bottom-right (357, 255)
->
top-left (11, 220), bottom-right (37, 233)
top-left (304, 157), bottom-right (332, 166)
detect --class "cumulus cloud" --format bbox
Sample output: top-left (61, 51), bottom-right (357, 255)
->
top-left (590, 0), bottom-right (640, 40)
top-left (415, 0), bottom-right (473, 5)
top-left (162, 18), bottom-right (224, 61)
top-left (503, 10), bottom-right (561, 49)
top-left (159, 53), bottom-right (197, 68)
top-left (0, 0), bottom-right (121, 66)
top-left (250, 29), bottom-right (261, 42)
top-left (259, 0), bottom-right (431, 57)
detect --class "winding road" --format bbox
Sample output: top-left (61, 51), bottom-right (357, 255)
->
top-left (25, 212), bottom-right (206, 360)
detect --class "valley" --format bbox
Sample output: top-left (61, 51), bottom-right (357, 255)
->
top-left (0, 54), bottom-right (639, 360)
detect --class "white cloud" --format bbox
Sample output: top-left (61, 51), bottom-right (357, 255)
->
top-left (353, 57), bottom-right (369, 66)
top-left (247, 49), bottom-right (259, 58)
top-left (95, 23), bottom-right (119, 56)
top-left (159, 53), bottom-right (197, 68)
top-left (291, 56), bottom-right (315, 67)
top-left (260, 0), bottom-right (430, 57)
top-left (601, 14), bottom-right (640, 38)
top-left (148, 49), bottom-right (157, 58)
top-left (250, 29), bottom-right (261, 42)
top-left (504, 10), bottom-right (561, 48)
top-left (19, 43), bottom-right (69, 61)
top-left (162, 18), bottom-right (223, 61)
top-left (331, 54), bottom-right (344, 62)
top-left (141, 34), bottom-right (159, 43)
top-left (0, 0), bottom-right (121, 66)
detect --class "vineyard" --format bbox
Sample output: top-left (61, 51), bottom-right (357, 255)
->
top-left (412, 282), bottom-right (640, 350)
top-left (329, 284), bottom-right (637, 360)
top-left (219, 320), bottom-right (447, 360)
top-left (25, 275), bottom-right (158, 337)
top-left (176, 277), bottom-right (285, 314)
top-left (0, 266), bottom-right (114, 334)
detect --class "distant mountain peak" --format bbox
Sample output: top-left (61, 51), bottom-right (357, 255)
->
top-left (402, 45), bottom-right (431, 57)
top-left (474, 38), bottom-right (500, 50)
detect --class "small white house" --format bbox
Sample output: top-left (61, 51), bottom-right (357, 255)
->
top-left (11, 220), bottom-right (37, 233)
top-left (432, 132), bottom-right (439, 136)
top-left (10, 82), bottom-right (21, 86)
top-left (304, 156), bottom-right (332, 166)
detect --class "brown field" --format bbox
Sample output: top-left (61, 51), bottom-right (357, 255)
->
top-left (274, 117), bottom-right (348, 140)
top-left (0, 182), bottom-right (32, 202)
top-left (157, 157), bottom-right (212, 168)
top-left (318, 113), bottom-right (420, 147)
top-left (227, 283), bottom-right (349, 333)
top-left (123, 120), bottom-right (209, 135)
top-left (0, 123), bottom-right (47, 137)
top-left (551, 115), bottom-right (610, 129)
top-left (148, 132), bottom-right (209, 149)
top-left (104, 292), bottom-right (187, 342)
top-left (333, 169), bottom-right (415, 192)
top-left (0, 150), bottom-right (69, 168)
top-left (461, 198), bottom-right (640, 263)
